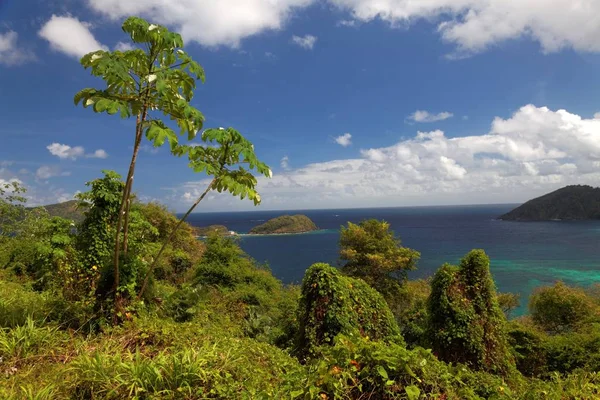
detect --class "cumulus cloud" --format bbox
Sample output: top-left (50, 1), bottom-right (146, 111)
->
top-left (291, 34), bottom-right (317, 49)
top-left (281, 156), bottom-right (290, 170)
top-left (39, 15), bottom-right (107, 59)
top-left (329, 0), bottom-right (600, 55)
top-left (36, 166), bottom-right (71, 180)
top-left (0, 31), bottom-right (35, 66)
top-left (87, 0), bottom-right (313, 48)
top-left (168, 104), bottom-right (600, 211)
top-left (47, 143), bottom-right (108, 160)
top-left (408, 110), bottom-right (454, 123)
top-left (335, 133), bottom-right (353, 147)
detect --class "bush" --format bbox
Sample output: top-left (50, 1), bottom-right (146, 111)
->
top-left (391, 279), bottom-right (431, 347)
top-left (428, 250), bottom-right (515, 374)
top-left (529, 281), bottom-right (599, 334)
top-left (295, 263), bottom-right (402, 359)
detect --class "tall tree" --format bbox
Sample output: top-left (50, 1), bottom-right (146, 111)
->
top-left (339, 219), bottom-right (419, 298)
top-left (75, 17), bottom-right (270, 314)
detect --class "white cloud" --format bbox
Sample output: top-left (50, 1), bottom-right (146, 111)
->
top-left (337, 19), bottom-right (357, 27)
top-left (291, 34), bottom-right (317, 50)
top-left (47, 143), bottom-right (108, 160)
top-left (86, 149), bottom-right (109, 159)
top-left (87, 0), bottom-right (314, 48)
top-left (281, 155), bottom-right (290, 170)
top-left (36, 166), bottom-right (71, 180)
top-left (114, 41), bottom-right (134, 51)
top-left (335, 133), bottom-right (353, 147)
top-left (329, 0), bottom-right (600, 55)
top-left (80, 0), bottom-right (600, 56)
top-left (0, 31), bottom-right (35, 66)
top-left (39, 15), bottom-right (108, 59)
top-left (408, 110), bottom-right (454, 123)
top-left (167, 104), bottom-right (600, 211)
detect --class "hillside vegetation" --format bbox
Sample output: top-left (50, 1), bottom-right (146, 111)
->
top-left (500, 185), bottom-right (600, 221)
top-left (32, 200), bottom-right (86, 223)
top-left (249, 214), bottom-right (318, 234)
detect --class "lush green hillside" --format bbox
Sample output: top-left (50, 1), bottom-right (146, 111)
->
top-left (499, 185), bottom-right (600, 221)
top-left (34, 200), bottom-right (86, 223)
top-left (195, 224), bottom-right (230, 236)
top-left (249, 214), bottom-right (318, 234)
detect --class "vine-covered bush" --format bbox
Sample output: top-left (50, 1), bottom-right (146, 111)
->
top-left (295, 263), bottom-right (403, 358)
top-left (428, 250), bottom-right (515, 374)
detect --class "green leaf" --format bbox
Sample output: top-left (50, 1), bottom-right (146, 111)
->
top-left (405, 385), bottom-right (420, 400)
top-left (376, 365), bottom-right (388, 380)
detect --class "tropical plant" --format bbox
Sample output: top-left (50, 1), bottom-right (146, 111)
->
top-left (74, 17), bottom-right (270, 314)
top-left (427, 249), bottom-right (515, 374)
top-left (339, 219), bottom-right (420, 299)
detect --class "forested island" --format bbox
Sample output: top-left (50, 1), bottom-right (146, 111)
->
top-left (2, 16), bottom-right (600, 399)
top-left (248, 214), bottom-right (318, 234)
top-left (194, 224), bottom-right (231, 236)
top-left (500, 185), bottom-right (600, 221)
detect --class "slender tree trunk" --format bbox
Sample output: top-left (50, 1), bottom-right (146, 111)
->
top-left (111, 108), bottom-right (147, 307)
top-left (122, 198), bottom-right (131, 255)
top-left (137, 178), bottom-right (215, 300)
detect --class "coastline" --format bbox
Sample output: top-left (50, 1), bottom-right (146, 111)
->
top-left (196, 228), bottom-right (336, 239)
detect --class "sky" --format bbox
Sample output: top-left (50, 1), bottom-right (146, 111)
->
top-left (1, 0), bottom-right (600, 212)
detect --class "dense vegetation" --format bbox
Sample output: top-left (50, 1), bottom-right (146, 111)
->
top-left (248, 214), bottom-right (318, 234)
top-left (500, 185), bottom-right (600, 221)
top-left (3, 16), bottom-right (600, 400)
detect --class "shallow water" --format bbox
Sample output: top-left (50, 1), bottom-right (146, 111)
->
top-left (186, 205), bottom-right (600, 315)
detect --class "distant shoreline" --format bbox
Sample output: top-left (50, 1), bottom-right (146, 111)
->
top-left (196, 228), bottom-right (336, 239)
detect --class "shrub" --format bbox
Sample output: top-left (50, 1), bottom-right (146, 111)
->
top-left (529, 281), bottom-right (598, 334)
top-left (295, 263), bottom-right (402, 359)
top-left (428, 250), bottom-right (515, 374)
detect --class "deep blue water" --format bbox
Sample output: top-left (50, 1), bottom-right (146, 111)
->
top-left (185, 205), bottom-right (600, 315)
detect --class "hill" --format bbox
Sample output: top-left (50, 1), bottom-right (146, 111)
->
top-left (249, 214), bottom-right (318, 234)
top-left (499, 185), bottom-right (600, 221)
top-left (33, 200), bottom-right (86, 223)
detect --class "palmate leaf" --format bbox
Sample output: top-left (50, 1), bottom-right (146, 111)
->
top-left (145, 120), bottom-right (178, 150)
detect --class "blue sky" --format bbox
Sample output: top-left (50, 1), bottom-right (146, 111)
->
top-left (2, 0), bottom-right (600, 212)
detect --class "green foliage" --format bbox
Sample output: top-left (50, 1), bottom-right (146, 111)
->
top-left (529, 281), bottom-right (599, 334)
top-left (76, 170), bottom-right (124, 270)
top-left (249, 214), bottom-right (318, 234)
top-left (0, 317), bottom-right (66, 362)
top-left (340, 219), bottom-right (420, 299)
top-left (295, 263), bottom-right (403, 359)
top-left (428, 250), bottom-right (515, 374)
top-left (392, 279), bottom-right (431, 347)
top-left (498, 292), bottom-right (521, 319)
top-left (507, 320), bottom-right (548, 377)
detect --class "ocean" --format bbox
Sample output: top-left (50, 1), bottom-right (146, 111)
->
top-left (185, 205), bottom-right (600, 315)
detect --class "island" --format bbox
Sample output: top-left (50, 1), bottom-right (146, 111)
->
top-left (248, 214), bottom-right (318, 235)
top-left (499, 185), bottom-right (600, 221)
top-left (194, 225), bottom-right (235, 236)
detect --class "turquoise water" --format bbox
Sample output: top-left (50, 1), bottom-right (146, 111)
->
top-left (187, 205), bottom-right (600, 315)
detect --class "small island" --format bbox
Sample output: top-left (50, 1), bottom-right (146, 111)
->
top-left (499, 185), bottom-right (600, 221)
top-left (195, 225), bottom-right (235, 236)
top-left (248, 214), bottom-right (318, 235)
